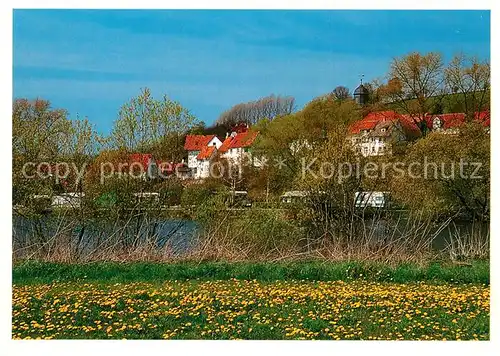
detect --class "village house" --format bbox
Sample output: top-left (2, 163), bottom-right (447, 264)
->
top-left (182, 125), bottom-right (262, 180)
top-left (219, 127), bottom-right (261, 166)
top-left (424, 111), bottom-right (490, 134)
top-left (348, 110), bottom-right (490, 157)
top-left (183, 134), bottom-right (223, 179)
top-left (348, 111), bottom-right (421, 157)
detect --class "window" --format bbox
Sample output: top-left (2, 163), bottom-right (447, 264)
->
top-left (363, 147), bottom-right (368, 155)
top-left (371, 147), bottom-right (375, 153)
top-left (381, 128), bottom-right (386, 133)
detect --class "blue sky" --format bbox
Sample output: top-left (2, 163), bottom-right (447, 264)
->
top-left (13, 10), bottom-right (490, 134)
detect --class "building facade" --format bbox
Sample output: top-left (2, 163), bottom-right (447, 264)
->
top-left (348, 111), bottom-right (421, 157)
top-left (184, 134), bottom-right (223, 179)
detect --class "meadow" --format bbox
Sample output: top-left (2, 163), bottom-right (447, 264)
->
top-left (12, 262), bottom-right (490, 340)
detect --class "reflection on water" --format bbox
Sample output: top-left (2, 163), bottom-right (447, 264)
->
top-left (12, 214), bottom-right (489, 256)
top-left (13, 215), bottom-right (198, 256)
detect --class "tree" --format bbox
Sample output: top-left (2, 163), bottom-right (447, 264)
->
top-left (216, 94), bottom-right (295, 126)
top-left (188, 121), bottom-right (207, 135)
top-left (252, 96), bottom-right (361, 200)
top-left (389, 123), bottom-right (489, 221)
top-left (13, 98), bottom-right (71, 163)
top-left (444, 54), bottom-right (490, 120)
top-left (332, 86), bottom-right (351, 101)
top-left (382, 52), bottom-right (445, 133)
top-left (12, 99), bottom-right (102, 208)
top-left (112, 88), bottom-right (198, 159)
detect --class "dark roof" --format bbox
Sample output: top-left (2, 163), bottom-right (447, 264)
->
top-left (353, 84), bottom-right (369, 95)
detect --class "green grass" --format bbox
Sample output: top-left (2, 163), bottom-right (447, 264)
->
top-left (12, 279), bottom-right (489, 340)
top-left (13, 260), bottom-right (490, 285)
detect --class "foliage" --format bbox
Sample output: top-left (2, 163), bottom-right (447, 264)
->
top-left (180, 184), bottom-right (218, 208)
top-left (111, 87), bottom-right (198, 161)
top-left (216, 94), bottom-right (295, 126)
top-left (331, 85), bottom-right (351, 100)
top-left (444, 53), bottom-right (490, 120)
top-left (389, 123), bottom-right (490, 221)
top-left (229, 209), bottom-right (304, 255)
top-left (12, 99), bottom-right (103, 210)
top-left (252, 96), bottom-right (361, 198)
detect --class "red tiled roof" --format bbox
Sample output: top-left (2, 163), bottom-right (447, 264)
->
top-left (218, 131), bottom-right (259, 153)
top-left (197, 146), bottom-right (216, 160)
top-left (476, 111), bottom-right (491, 127)
top-left (349, 110), bottom-right (421, 139)
top-left (230, 123), bottom-right (249, 134)
top-left (364, 110), bottom-right (401, 121)
top-left (219, 136), bottom-right (233, 153)
top-left (397, 116), bottom-right (422, 139)
top-left (229, 131), bottom-right (259, 149)
top-left (184, 135), bottom-right (216, 151)
top-left (424, 111), bottom-right (490, 130)
top-left (349, 109), bottom-right (490, 137)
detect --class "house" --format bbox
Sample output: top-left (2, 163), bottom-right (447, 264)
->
top-left (423, 111), bottom-right (490, 134)
top-left (219, 128), bottom-right (260, 166)
top-left (348, 111), bottom-right (421, 156)
top-left (184, 135), bottom-right (223, 179)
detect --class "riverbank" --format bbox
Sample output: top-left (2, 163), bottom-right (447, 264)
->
top-left (13, 260), bottom-right (490, 285)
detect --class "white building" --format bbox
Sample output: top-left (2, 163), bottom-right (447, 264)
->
top-left (184, 135), bottom-right (222, 179)
top-left (219, 129), bottom-right (260, 166)
top-left (348, 111), bottom-right (421, 157)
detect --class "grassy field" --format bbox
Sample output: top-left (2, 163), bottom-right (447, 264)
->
top-left (12, 261), bottom-right (490, 340)
top-left (13, 260), bottom-right (490, 284)
top-left (12, 279), bottom-right (489, 340)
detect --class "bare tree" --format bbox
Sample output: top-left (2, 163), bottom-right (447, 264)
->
top-left (382, 52), bottom-right (446, 132)
top-left (216, 94), bottom-right (296, 126)
top-left (444, 53), bottom-right (490, 121)
top-left (332, 86), bottom-right (351, 101)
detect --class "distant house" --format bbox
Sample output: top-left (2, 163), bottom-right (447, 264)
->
top-left (354, 191), bottom-right (389, 208)
top-left (348, 111), bottom-right (421, 157)
top-left (348, 110), bottom-right (490, 157)
top-left (424, 111), bottom-right (490, 134)
top-left (52, 192), bottom-right (85, 208)
top-left (219, 128), bottom-right (261, 166)
top-left (184, 134), bottom-right (223, 179)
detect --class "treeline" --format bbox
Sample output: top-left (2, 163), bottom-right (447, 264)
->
top-left (216, 94), bottom-right (295, 127)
